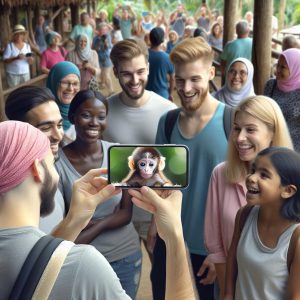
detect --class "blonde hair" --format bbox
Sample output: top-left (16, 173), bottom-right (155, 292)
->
top-left (110, 39), bottom-right (149, 69)
top-left (226, 95), bottom-right (294, 183)
top-left (170, 37), bottom-right (214, 66)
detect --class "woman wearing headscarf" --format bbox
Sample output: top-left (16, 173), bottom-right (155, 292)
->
top-left (47, 61), bottom-right (80, 142)
top-left (40, 31), bottom-right (67, 74)
top-left (66, 34), bottom-right (100, 90)
top-left (264, 48), bottom-right (300, 151)
top-left (214, 57), bottom-right (255, 107)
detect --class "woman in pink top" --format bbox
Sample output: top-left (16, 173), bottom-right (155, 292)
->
top-left (40, 31), bottom-right (67, 74)
top-left (204, 95), bottom-right (293, 298)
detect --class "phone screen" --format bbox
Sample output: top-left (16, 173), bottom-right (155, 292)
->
top-left (108, 145), bottom-right (189, 189)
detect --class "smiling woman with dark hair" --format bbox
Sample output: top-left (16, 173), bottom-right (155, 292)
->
top-left (55, 89), bottom-right (141, 299)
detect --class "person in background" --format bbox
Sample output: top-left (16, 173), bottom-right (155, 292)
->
top-left (220, 20), bottom-right (252, 76)
top-left (195, 3), bottom-right (212, 32)
top-left (244, 11), bottom-right (253, 30)
top-left (113, 4), bottom-right (136, 39)
top-left (214, 58), bottom-right (255, 107)
top-left (193, 27), bottom-right (209, 41)
top-left (282, 35), bottom-right (300, 51)
top-left (3, 24), bottom-right (34, 87)
top-left (69, 12), bottom-right (94, 44)
top-left (66, 34), bottom-right (100, 90)
top-left (55, 90), bottom-right (142, 299)
top-left (34, 15), bottom-right (47, 53)
top-left (166, 30), bottom-right (178, 54)
top-left (93, 23), bottom-right (114, 96)
top-left (208, 22), bottom-right (223, 50)
top-left (40, 31), bottom-right (67, 74)
top-left (111, 16), bottom-right (123, 45)
top-left (146, 27), bottom-right (175, 100)
top-left (264, 48), bottom-right (300, 151)
top-left (137, 11), bottom-right (155, 36)
top-left (47, 61), bottom-right (80, 142)
top-left (204, 95), bottom-right (293, 299)
top-left (169, 4), bottom-right (186, 38)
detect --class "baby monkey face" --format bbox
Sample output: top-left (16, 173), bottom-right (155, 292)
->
top-left (137, 153), bottom-right (158, 179)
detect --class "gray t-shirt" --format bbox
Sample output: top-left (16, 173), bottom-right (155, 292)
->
top-left (39, 189), bottom-right (65, 234)
top-left (102, 91), bottom-right (177, 222)
top-left (0, 227), bottom-right (131, 300)
top-left (55, 140), bottom-right (140, 262)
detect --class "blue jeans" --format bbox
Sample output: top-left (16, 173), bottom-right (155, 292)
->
top-left (110, 249), bottom-right (142, 299)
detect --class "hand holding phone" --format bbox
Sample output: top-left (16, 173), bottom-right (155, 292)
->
top-left (108, 145), bottom-right (189, 189)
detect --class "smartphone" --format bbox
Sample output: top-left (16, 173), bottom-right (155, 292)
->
top-left (108, 144), bottom-right (189, 189)
top-left (25, 53), bottom-right (33, 57)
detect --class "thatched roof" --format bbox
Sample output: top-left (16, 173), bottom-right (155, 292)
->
top-left (0, 0), bottom-right (84, 7)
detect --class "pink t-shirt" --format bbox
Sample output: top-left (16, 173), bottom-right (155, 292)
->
top-left (204, 162), bottom-right (247, 263)
top-left (40, 47), bottom-right (67, 70)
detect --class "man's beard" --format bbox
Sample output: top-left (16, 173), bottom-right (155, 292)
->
top-left (119, 79), bottom-right (147, 100)
top-left (178, 86), bottom-right (209, 112)
top-left (39, 161), bottom-right (58, 217)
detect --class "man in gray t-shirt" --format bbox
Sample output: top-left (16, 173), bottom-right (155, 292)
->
top-left (105, 39), bottom-right (176, 253)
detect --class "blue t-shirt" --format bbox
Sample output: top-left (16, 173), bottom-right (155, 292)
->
top-left (146, 49), bottom-right (174, 100)
top-left (155, 103), bottom-right (228, 255)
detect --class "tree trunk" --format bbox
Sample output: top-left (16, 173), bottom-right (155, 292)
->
top-left (223, 0), bottom-right (238, 46)
top-left (278, 0), bottom-right (286, 31)
top-left (252, 0), bottom-right (273, 94)
top-left (70, 3), bottom-right (79, 28)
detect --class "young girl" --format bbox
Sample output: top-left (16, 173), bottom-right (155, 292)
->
top-left (225, 147), bottom-right (300, 299)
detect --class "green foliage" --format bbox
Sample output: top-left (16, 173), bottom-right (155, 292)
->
top-left (292, 3), bottom-right (300, 25)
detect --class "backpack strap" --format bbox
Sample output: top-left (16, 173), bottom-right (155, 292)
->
top-left (165, 105), bottom-right (233, 143)
top-left (8, 235), bottom-right (63, 300)
top-left (223, 104), bottom-right (234, 140)
top-left (164, 108), bottom-right (181, 143)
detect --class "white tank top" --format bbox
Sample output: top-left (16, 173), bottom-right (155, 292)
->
top-left (236, 205), bottom-right (299, 300)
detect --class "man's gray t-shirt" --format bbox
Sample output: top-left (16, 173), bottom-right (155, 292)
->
top-left (102, 91), bottom-right (177, 222)
top-left (0, 227), bottom-right (131, 300)
top-left (39, 189), bottom-right (65, 234)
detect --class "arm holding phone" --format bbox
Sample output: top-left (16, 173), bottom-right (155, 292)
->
top-left (74, 190), bottom-right (133, 244)
top-left (128, 187), bottom-right (198, 300)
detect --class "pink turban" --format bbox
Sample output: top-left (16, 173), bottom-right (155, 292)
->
top-left (0, 121), bottom-right (50, 193)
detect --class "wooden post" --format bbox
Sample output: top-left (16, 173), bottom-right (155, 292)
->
top-left (53, 6), bottom-right (64, 34)
top-left (252, 0), bottom-right (273, 94)
top-left (70, 3), bottom-right (79, 28)
top-left (278, 0), bottom-right (286, 31)
top-left (0, 5), bottom-right (11, 49)
top-left (223, 0), bottom-right (238, 47)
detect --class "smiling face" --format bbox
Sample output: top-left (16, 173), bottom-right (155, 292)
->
top-left (114, 54), bottom-right (149, 101)
top-left (276, 55), bottom-right (290, 81)
top-left (175, 59), bottom-right (214, 112)
top-left (26, 101), bottom-right (63, 157)
top-left (57, 74), bottom-right (80, 104)
top-left (246, 155), bottom-right (283, 206)
top-left (79, 36), bottom-right (88, 50)
top-left (73, 98), bottom-right (107, 143)
top-left (227, 61), bottom-right (249, 92)
top-left (232, 111), bottom-right (274, 163)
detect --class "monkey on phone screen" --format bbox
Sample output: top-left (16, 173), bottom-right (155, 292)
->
top-left (122, 147), bottom-right (173, 187)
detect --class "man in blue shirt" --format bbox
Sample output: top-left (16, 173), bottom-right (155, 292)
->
top-left (151, 37), bottom-right (228, 300)
top-left (146, 27), bottom-right (175, 100)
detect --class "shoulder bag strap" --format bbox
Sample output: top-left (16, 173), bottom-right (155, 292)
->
top-left (32, 240), bottom-right (74, 300)
top-left (165, 108), bottom-right (181, 143)
top-left (8, 235), bottom-right (63, 300)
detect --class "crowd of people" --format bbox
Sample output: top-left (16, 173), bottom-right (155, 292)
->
top-left (1, 2), bottom-right (300, 300)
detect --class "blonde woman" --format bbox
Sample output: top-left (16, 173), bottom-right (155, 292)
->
top-left (204, 95), bottom-right (293, 298)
